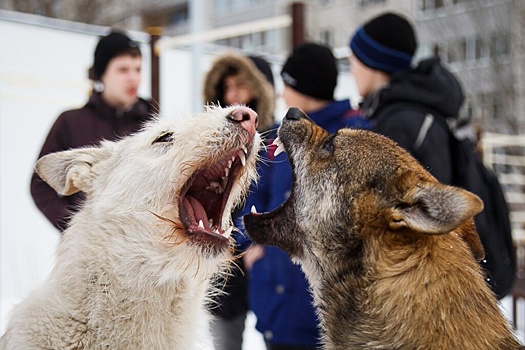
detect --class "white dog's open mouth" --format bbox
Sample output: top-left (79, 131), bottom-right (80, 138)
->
top-left (179, 144), bottom-right (251, 241)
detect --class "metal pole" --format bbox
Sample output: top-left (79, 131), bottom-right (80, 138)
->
top-left (147, 26), bottom-right (163, 112)
top-left (291, 2), bottom-right (305, 48)
top-left (190, 0), bottom-right (204, 113)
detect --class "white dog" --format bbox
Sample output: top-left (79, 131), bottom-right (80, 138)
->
top-left (0, 106), bottom-right (260, 350)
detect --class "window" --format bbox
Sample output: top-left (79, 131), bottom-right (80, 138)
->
top-left (475, 36), bottom-right (490, 61)
top-left (491, 32), bottom-right (510, 59)
top-left (357, 0), bottom-right (386, 8)
top-left (420, 0), bottom-right (444, 11)
top-left (465, 36), bottom-right (476, 62)
top-left (447, 38), bottom-right (466, 63)
top-left (320, 29), bottom-right (333, 47)
top-left (479, 92), bottom-right (506, 121)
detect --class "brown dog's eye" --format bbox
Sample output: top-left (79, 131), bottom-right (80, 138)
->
top-left (322, 135), bottom-right (335, 154)
top-left (153, 132), bottom-right (174, 143)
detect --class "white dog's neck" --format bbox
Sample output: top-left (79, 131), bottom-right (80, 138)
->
top-left (51, 220), bottom-right (218, 349)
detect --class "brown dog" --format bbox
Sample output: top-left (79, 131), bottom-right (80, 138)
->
top-left (244, 108), bottom-right (523, 350)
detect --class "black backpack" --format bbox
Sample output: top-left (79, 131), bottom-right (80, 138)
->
top-left (415, 110), bottom-right (516, 299)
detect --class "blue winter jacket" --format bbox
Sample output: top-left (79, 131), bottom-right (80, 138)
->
top-left (236, 99), bottom-right (369, 346)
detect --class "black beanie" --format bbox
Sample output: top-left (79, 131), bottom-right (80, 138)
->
top-left (93, 31), bottom-right (140, 80)
top-left (349, 13), bottom-right (417, 74)
top-left (249, 56), bottom-right (274, 86)
top-left (281, 43), bottom-right (337, 100)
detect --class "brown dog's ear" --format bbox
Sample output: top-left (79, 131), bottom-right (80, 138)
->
top-left (388, 181), bottom-right (484, 235)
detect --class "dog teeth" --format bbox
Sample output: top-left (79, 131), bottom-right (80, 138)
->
top-left (198, 220), bottom-right (205, 229)
top-left (251, 205), bottom-right (258, 214)
top-left (207, 181), bottom-right (224, 194)
top-left (238, 150), bottom-right (246, 166)
top-left (223, 226), bottom-right (233, 239)
top-left (228, 159), bottom-right (233, 169)
top-left (272, 137), bottom-right (286, 156)
top-left (273, 145), bottom-right (284, 156)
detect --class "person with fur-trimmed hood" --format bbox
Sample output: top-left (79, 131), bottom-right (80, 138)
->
top-left (203, 52), bottom-right (275, 350)
top-left (204, 53), bottom-right (275, 133)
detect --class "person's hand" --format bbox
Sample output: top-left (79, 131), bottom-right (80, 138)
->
top-left (243, 244), bottom-right (265, 271)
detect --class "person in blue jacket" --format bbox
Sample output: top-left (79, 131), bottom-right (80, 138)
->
top-left (237, 42), bottom-right (369, 350)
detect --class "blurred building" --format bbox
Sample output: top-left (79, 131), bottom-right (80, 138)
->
top-left (1, 0), bottom-right (523, 133)
top-left (115, 0), bottom-right (525, 134)
top-left (415, 0), bottom-right (525, 135)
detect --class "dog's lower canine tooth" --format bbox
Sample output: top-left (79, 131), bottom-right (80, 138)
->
top-left (223, 227), bottom-right (233, 238)
top-left (238, 150), bottom-right (246, 166)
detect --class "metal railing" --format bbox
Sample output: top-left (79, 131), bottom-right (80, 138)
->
top-left (481, 132), bottom-right (525, 241)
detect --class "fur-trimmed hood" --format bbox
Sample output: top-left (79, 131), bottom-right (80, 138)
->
top-left (203, 53), bottom-right (275, 132)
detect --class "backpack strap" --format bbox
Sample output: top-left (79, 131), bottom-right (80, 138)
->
top-left (414, 114), bottom-right (435, 151)
top-left (378, 103), bottom-right (449, 152)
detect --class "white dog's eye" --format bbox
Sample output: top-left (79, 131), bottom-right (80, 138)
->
top-left (153, 132), bottom-right (174, 143)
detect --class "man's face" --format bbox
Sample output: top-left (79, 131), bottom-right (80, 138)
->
top-left (349, 54), bottom-right (372, 98)
top-left (282, 84), bottom-right (307, 109)
top-left (224, 74), bottom-right (253, 106)
top-left (101, 54), bottom-right (142, 109)
top-left (349, 54), bottom-right (390, 98)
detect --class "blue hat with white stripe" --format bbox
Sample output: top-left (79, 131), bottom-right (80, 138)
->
top-left (349, 13), bottom-right (417, 75)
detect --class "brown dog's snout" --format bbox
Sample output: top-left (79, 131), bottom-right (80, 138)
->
top-left (284, 107), bottom-right (307, 121)
top-left (228, 107), bottom-right (258, 136)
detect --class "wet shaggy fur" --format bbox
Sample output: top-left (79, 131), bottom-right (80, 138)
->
top-left (244, 108), bottom-right (523, 350)
top-left (1, 106), bottom-right (260, 350)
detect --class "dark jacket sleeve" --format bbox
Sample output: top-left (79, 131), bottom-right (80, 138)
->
top-left (373, 109), bottom-right (453, 184)
top-left (30, 114), bottom-right (79, 232)
top-left (234, 149), bottom-right (273, 251)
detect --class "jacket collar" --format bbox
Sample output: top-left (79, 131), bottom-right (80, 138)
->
top-left (308, 99), bottom-right (352, 130)
top-left (87, 93), bottom-right (151, 121)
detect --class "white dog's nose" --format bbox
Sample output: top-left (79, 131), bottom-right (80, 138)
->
top-left (228, 107), bottom-right (258, 136)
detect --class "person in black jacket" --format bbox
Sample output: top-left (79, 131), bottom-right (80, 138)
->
top-left (348, 12), bottom-right (464, 185)
top-left (30, 31), bottom-right (155, 231)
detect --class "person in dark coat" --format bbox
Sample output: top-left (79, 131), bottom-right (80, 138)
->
top-left (30, 31), bottom-right (155, 232)
top-left (348, 12), bottom-right (464, 185)
top-left (203, 52), bottom-right (275, 350)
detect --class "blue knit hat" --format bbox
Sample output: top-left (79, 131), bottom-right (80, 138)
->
top-left (349, 13), bottom-right (416, 75)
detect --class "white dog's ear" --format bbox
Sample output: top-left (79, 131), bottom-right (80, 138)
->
top-left (35, 147), bottom-right (111, 196)
top-left (388, 181), bottom-right (484, 234)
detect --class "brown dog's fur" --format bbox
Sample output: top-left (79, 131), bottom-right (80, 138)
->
top-left (244, 108), bottom-right (523, 350)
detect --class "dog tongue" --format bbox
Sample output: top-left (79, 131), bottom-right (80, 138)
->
top-left (184, 196), bottom-right (210, 228)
